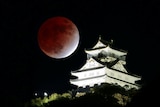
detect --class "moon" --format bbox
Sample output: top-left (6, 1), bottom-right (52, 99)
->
top-left (37, 16), bottom-right (80, 59)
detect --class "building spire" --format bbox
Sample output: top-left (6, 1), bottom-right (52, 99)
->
top-left (110, 39), bottom-right (113, 46)
top-left (99, 35), bottom-right (102, 40)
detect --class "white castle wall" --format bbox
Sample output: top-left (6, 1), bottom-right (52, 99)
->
top-left (70, 75), bottom-right (107, 88)
top-left (71, 67), bottom-right (106, 79)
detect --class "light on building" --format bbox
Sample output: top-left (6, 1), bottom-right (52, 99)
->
top-left (34, 93), bottom-right (38, 96)
top-left (44, 92), bottom-right (48, 96)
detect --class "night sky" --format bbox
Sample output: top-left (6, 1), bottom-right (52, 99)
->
top-left (1, 0), bottom-right (160, 102)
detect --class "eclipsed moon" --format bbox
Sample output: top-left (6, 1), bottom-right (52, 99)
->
top-left (37, 16), bottom-right (80, 59)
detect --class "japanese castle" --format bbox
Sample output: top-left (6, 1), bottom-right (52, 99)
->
top-left (70, 36), bottom-right (141, 90)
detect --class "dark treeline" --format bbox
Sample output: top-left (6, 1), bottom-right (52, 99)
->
top-left (26, 83), bottom-right (142, 107)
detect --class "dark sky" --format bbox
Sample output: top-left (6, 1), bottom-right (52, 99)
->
top-left (1, 0), bottom-right (160, 102)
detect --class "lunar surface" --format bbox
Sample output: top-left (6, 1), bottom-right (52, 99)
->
top-left (38, 16), bottom-right (79, 59)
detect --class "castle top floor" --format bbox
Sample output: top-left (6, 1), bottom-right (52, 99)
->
top-left (84, 36), bottom-right (128, 62)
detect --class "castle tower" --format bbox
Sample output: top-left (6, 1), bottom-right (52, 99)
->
top-left (70, 36), bottom-right (141, 90)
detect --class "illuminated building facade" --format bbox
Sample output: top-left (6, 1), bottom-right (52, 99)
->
top-left (70, 36), bottom-right (141, 90)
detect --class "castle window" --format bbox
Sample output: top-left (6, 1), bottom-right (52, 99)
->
top-left (124, 85), bottom-right (129, 89)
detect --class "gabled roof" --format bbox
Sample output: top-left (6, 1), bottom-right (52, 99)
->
top-left (71, 57), bottom-right (104, 73)
top-left (84, 36), bottom-right (127, 57)
top-left (92, 37), bottom-right (106, 49)
top-left (85, 36), bottom-right (107, 50)
top-left (103, 46), bottom-right (127, 56)
top-left (111, 61), bottom-right (128, 73)
top-left (85, 46), bottom-right (127, 57)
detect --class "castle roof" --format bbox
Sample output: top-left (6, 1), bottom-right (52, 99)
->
top-left (71, 57), bottom-right (104, 73)
top-left (84, 36), bottom-right (127, 57)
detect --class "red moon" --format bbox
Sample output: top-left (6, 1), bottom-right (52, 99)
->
top-left (38, 16), bottom-right (79, 59)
